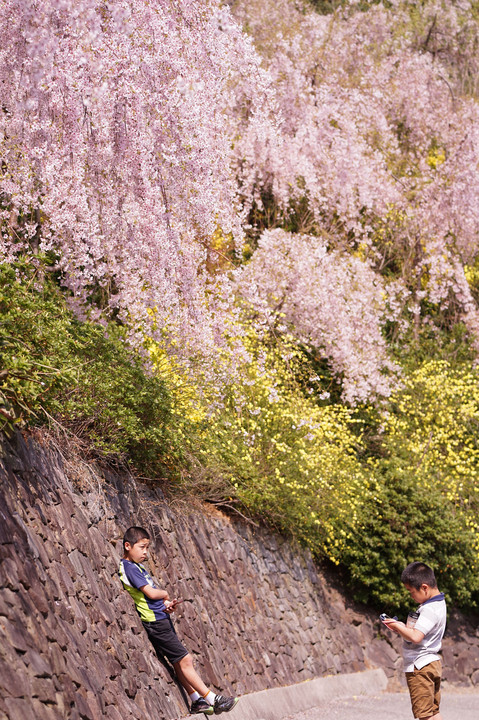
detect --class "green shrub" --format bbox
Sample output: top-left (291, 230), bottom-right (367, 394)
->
top-left (339, 456), bottom-right (479, 613)
top-left (0, 261), bottom-right (174, 475)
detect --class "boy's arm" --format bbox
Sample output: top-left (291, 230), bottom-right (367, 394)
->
top-left (140, 586), bottom-right (181, 613)
top-left (139, 584), bottom-right (170, 601)
top-left (382, 618), bottom-right (425, 644)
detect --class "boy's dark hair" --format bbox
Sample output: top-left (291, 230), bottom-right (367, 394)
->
top-left (123, 526), bottom-right (150, 550)
top-left (401, 561), bottom-right (437, 590)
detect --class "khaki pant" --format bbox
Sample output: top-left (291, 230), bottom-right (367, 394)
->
top-left (405, 659), bottom-right (442, 719)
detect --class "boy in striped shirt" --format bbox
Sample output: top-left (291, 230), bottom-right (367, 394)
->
top-left (119, 526), bottom-right (239, 716)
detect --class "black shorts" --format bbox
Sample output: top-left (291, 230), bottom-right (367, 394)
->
top-left (142, 617), bottom-right (189, 665)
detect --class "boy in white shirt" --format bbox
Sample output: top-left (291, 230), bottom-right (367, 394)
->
top-left (382, 561), bottom-right (446, 720)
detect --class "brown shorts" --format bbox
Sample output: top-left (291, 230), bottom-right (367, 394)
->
top-left (405, 659), bottom-right (442, 719)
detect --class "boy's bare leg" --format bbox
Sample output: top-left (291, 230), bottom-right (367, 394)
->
top-left (174, 654), bottom-right (210, 697)
top-left (426, 714), bottom-right (443, 720)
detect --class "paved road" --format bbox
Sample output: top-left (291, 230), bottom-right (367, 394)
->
top-left (283, 691), bottom-right (478, 720)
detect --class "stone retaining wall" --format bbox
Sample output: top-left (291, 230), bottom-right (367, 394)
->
top-left (0, 431), bottom-right (478, 720)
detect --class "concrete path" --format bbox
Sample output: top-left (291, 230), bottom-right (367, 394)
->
top-left (232, 669), bottom-right (387, 720)
top-left (226, 670), bottom-right (478, 720)
top-left (283, 691), bottom-right (478, 720)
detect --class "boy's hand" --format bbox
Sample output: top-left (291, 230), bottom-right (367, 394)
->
top-left (381, 618), bottom-right (404, 634)
top-left (164, 598), bottom-right (184, 614)
top-left (381, 618), bottom-right (425, 644)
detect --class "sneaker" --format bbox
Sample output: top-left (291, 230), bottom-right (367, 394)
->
top-left (213, 695), bottom-right (239, 714)
top-left (190, 699), bottom-right (214, 715)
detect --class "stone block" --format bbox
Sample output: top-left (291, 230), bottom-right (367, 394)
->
top-left (48, 643), bottom-right (67, 675)
top-left (74, 688), bottom-right (95, 720)
top-left (128, 648), bottom-right (150, 675)
top-left (25, 649), bottom-right (53, 678)
top-left (442, 646), bottom-right (456, 668)
top-left (455, 646), bottom-right (479, 678)
top-left (103, 704), bottom-right (126, 720)
top-left (49, 560), bottom-right (76, 597)
top-left (0, 586), bottom-right (19, 611)
top-left (121, 670), bottom-right (139, 699)
top-left (104, 652), bottom-right (123, 679)
top-left (34, 700), bottom-right (64, 720)
top-left (85, 690), bottom-right (104, 720)
top-left (4, 697), bottom-right (37, 720)
top-left (0, 617), bottom-right (29, 652)
top-left (0, 661), bottom-right (32, 697)
top-left (28, 585), bottom-right (50, 617)
top-left (31, 677), bottom-right (58, 703)
top-left (53, 672), bottom-right (77, 705)
top-left (0, 556), bottom-right (21, 591)
top-left (94, 597), bottom-right (116, 625)
top-left (121, 693), bottom-right (146, 719)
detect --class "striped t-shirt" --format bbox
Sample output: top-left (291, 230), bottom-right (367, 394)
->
top-left (119, 559), bottom-right (168, 622)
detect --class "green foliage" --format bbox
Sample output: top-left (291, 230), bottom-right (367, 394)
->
top-left (0, 261), bottom-right (174, 474)
top-left (392, 318), bottom-right (475, 371)
top-left (308, 0), bottom-right (343, 15)
top-left (337, 357), bottom-right (479, 612)
top-left (340, 460), bottom-right (479, 613)
top-left (0, 261), bottom-right (75, 433)
top-left (3, 259), bottom-right (479, 615)
top-left (308, 0), bottom-right (386, 15)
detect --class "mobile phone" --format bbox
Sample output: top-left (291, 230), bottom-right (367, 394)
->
top-left (380, 613), bottom-right (398, 622)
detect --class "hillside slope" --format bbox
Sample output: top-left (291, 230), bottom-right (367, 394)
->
top-left (1, 430), bottom-right (478, 720)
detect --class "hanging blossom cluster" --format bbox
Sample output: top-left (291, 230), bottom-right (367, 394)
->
top-left (0, 0), bottom-right (274, 362)
top-left (231, 0), bottom-right (402, 233)
top-left (230, 0), bottom-right (479, 385)
top-left (236, 229), bottom-right (398, 404)
top-left (231, 0), bottom-right (479, 257)
top-left (3, 0), bottom-right (479, 404)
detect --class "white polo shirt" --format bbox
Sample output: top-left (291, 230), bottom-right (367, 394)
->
top-left (403, 593), bottom-right (446, 672)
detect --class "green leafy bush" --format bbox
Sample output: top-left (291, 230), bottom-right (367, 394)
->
top-left (339, 457), bottom-right (479, 613)
top-left (0, 261), bottom-right (174, 474)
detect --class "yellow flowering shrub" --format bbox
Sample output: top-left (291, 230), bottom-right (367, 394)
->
top-left (150, 326), bottom-right (369, 559)
top-left (336, 361), bottom-right (479, 611)
top-left (383, 360), bottom-right (479, 527)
